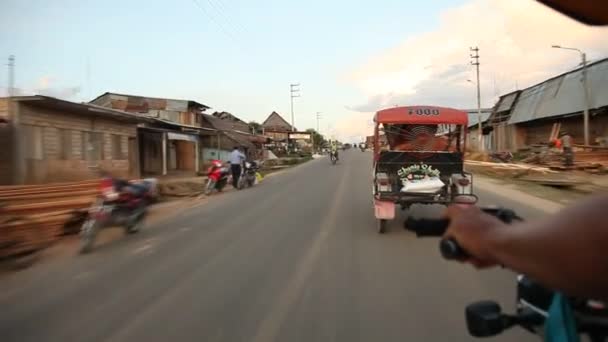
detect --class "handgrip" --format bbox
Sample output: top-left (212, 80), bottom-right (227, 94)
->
top-left (439, 238), bottom-right (469, 260)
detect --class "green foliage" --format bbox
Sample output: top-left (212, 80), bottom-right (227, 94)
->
top-left (305, 128), bottom-right (326, 150)
top-left (249, 121), bottom-right (263, 134)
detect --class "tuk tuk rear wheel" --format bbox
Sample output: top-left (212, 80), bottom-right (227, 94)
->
top-left (377, 219), bottom-right (387, 234)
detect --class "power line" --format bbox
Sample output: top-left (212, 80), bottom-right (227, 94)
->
top-left (190, 0), bottom-right (238, 42)
top-left (205, 0), bottom-right (247, 36)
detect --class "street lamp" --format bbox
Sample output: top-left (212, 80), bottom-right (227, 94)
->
top-left (552, 45), bottom-right (591, 145)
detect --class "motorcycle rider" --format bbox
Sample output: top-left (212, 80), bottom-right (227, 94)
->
top-left (330, 142), bottom-right (339, 161)
top-left (443, 194), bottom-right (608, 301)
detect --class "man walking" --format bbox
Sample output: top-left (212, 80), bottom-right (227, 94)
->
top-left (560, 132), bottom-right (574, 167)
top-left (229, 146), bottom-right (245, 189)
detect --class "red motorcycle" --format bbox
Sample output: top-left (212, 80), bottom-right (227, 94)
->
top-left (205, 160), bottom-right (230, 195)
top-left (80, 176), bottom-right (158, 254)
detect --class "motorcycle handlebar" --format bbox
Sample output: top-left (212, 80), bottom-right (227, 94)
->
top-left (405, 208), bottom-right (521, 260)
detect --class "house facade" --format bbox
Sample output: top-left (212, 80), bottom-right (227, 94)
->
top-left (0, 96), bottom-right (147, 185)
top-left (200, 114), bottom-right (266, 162)
top-left (90, 92), bottom-right (215, 176)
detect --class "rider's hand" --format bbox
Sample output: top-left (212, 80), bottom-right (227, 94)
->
top-left (443, 205), bottom-right (507, 268)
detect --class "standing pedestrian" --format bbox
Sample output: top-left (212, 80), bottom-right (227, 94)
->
top-left (560, 132), bottom-right (574, 167)
top-left (229, 146), bottom-right (245, 188)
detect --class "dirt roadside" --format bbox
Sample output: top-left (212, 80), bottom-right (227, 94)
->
top-left (0, 160), bottom-right (307, 273)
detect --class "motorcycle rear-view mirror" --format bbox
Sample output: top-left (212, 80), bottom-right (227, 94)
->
top-left (465, 301), bottom-right (510, 337)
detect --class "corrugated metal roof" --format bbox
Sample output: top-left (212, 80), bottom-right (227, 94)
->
top-left (496, 92), bottom-right (519, 112)
top-left (89, 92), bottom-right (211, 110)
top-left (468, 112), bottom-right (491, 128)
top-left (9, 95), bottom-right (153, 123)
top-left (508, 58), bottom-right (608, 124)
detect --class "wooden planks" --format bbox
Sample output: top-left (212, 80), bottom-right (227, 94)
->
top-left (0, 180), bottom-right (100, 259)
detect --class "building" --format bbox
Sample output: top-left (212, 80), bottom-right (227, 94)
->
top-left (90, 92), bottom-right (210, 126)
top-left (212, 111), bottom-right (252, 133)
top-left (261, 111), bottom-right (315, 154)
top-left (90, 92), bottom-right (216, 176)
top-left (262, 111), bottom-right (294, 142)
top-left (0, 96), bottom-right (149, 185)
top-left (199, 114), bottom-right (266, 162)
top-left (462, 108), bottom-right (493, 151)
top-left (486, 57), bottom-right (608, 151)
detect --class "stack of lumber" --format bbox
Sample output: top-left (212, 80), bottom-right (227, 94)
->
top-left (516, 143), bottom-right (608, 172)
top-left (0, 180), bottom-right (99, 259)
top-left (465, 160), bottom-right (557, 178)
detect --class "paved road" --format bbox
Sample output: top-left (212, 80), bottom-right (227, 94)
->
top-left (0, 150), bottom-right (541, 342)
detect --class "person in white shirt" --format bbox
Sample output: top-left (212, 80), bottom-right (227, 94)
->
top-left (229, 146), bottom-right (246, 188)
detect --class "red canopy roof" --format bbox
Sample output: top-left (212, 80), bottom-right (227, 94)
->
top-left (375, 106), bottom-right (468, 125)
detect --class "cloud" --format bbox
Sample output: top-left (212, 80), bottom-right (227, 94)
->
top-left (34, 76), bottom-right (81, 99)
top-left (333, 110), bottom-right (375, 142)
top-left (346, 0), bottom-right (608, 112)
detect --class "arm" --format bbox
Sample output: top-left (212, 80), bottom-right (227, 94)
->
top-left (445, 194), bottom-right (608, 300)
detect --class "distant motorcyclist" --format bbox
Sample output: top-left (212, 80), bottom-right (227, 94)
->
top-left (330, 142), bottom-right (339, 161)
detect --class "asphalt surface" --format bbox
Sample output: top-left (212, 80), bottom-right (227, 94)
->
top-left (0, 150), bottom-right (543, 342)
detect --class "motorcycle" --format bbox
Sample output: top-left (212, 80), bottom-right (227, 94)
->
top-left (80, 176), bottom-right (158, 254)
top-left (405, 205), bottom-right (608, 342)
top-left (329, 151), bottom-right (338, 165)
top-left (238, 161), bottom-right (258, 189)
top-left (205, 159), bottom-right (230, 195)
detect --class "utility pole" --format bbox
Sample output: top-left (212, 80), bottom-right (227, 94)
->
top-left (8, 55), bottom-right (15, 97)
top-left (470, 47), bottom-right (483, 151)
top-left (316, 112), bottom-right (322, 132)
top-left (552, 45), bottom-right (591, 145)
top-left (290, 83), bottom-right (300, 132)
top-left (315, 112), bottom-right (322, 152)
top-left (581, 52), bottom-right (591, 145)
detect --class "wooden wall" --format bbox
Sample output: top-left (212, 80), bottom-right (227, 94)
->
top-left (16, 103), bottom-right (138, 184)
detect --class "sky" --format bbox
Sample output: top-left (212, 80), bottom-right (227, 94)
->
top-left (1, 0), bottom-right (607, 142)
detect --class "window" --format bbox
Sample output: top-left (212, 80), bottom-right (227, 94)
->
top-left (82, 131), bottom-right (104, 161)
top-left (22, 125), bottom-right (43, 160)
top-left (111, 134), bottom-right (126, 159)
top-left (59, 129), bottom-right (73, 160)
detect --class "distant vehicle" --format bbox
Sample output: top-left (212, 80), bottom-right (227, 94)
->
top-left (329, 151), bottom-right (338, 165)
top-left (372, 105), bottom-right (476, 234)
top-left (238, 161), bottom-right (259, 189)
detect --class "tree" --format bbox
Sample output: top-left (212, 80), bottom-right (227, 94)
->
top-left (305, 128), bottom-right (326, 151)
top-left (249, 121), bottom-right (263, 134)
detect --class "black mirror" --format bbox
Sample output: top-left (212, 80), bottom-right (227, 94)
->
top-left (466, 301), bottom-right (506, 337)
top-left (517, 275), bottom-right (554, 311)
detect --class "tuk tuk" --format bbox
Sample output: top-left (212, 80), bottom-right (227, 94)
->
top-left (372, 106), bottom-right (476, 233)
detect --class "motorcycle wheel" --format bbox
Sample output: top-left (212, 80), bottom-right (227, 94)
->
top-left (126, 216), bottom-right (144, 234)
top-left (247, 177), bottom-right (255, 187)
top-left (377, 219), bottom-right (387, 234)
top-left (204, 179), bottom-right (215, 195)
top-left (80, 219), bottom-right (100, 254)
